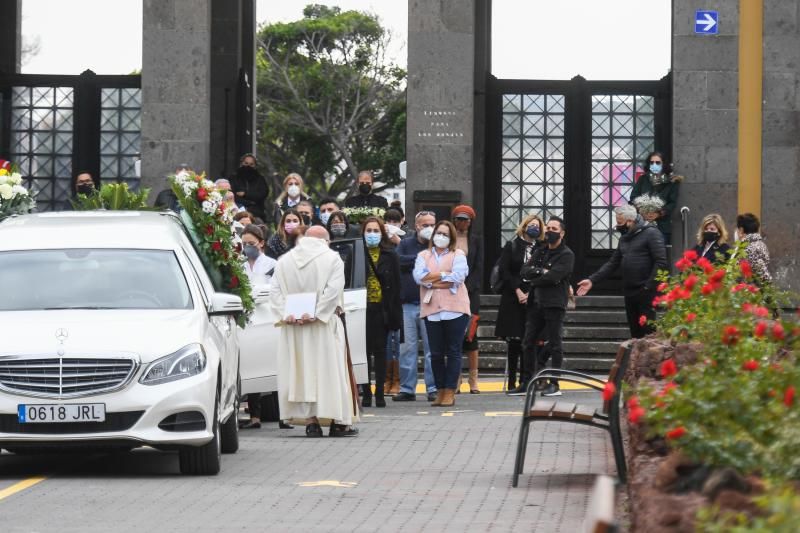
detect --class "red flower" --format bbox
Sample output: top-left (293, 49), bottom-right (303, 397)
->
top-left (721, 325), bottom-right (740, 345)
top-left (731, 283), bottom-right (747, 293)
top-left (211, 241), bottom-right (222, 252)
top-left (772, 322), bottom-right (786, 341)
top-left (785, 386), bottom-right (796, 407)
top-left (657, 282), bottom-right (669, 293)
top-left (709, 269), bottom-right (726, 283)
top-left (602, 382), bottom-right (616, 401)
top-left (742, 359), bottom-right (759, 371)
top-left (660, 358), bottom-right (678, 378)
top-left (701, 283), bottom-right (715, 296)
top-left (742, 302), bottom-right (754, 313)
top-left (665, 426), bottom-right (687, 440)
top-left (683, 249), bottom-right (699, 262)
top-left (686, 312), bottom-right (697, 323)
top-left (652, 295), bottom-right (664, 307)
top-left (638, 315), bottom-right (648, 327)
top-left (747, 285), bottom-right (759, 293)
top-left (229, 275), bottom-right (239, 289)
top-left (628, 406), bottom-right (646, 424)
top-left (754, 321), bottom-right (768, 337)
top-left (660, 381), bottom-right (678, 396)
top-left (754, 306), bottom-right (770, 318)
top-left (740, 260), bottom-right (753, 279)
top-left (683, 274), bottom-right (699, 290)
top-left (675, 258), bottom-right (692, 272)
top-left (696, 257), bottom-right (714, 274)
top-left (196, 188), bottom-right (208, 201)
top-left (205, 224), bottom-right (214, 236)
top-left (627, 396), bottom-right (640, 409)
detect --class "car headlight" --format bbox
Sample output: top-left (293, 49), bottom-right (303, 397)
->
top-left (140, 344), bottom-right (207, 385)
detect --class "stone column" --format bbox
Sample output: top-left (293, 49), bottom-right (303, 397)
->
top-left (406, 0), bottom-right (478, 211)
top-left (141, 0), bottom-right (212, 196)
top-left (0, 0), bottom-right (21, 74)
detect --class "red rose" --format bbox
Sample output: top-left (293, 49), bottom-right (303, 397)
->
top-left (211, 241), bottom-right (222, 252)
top-left (686, 312), bottom-right (697, 323)
top-left (678, 288), bottom-right (692, 300)
top-left (754, 321), bottom-right (768, 337)
top-left (657, 282), bottom-right (669, 293)
top-left (683, 274), bottom-right (699, 290)
top-left (742, 359), bottom-right (759, 371)
top-left (747, 285), bottom-right (759, 293)
top-left (660, 358), bottom-right (678, 378)
top-left (675, 258), bottom-right (691, 272)
top-left (197, 188), bottom-right (208, 201)
top-left (772, 322), bottom-right (786, 341)
top-left (666, 426), bottom-right (687, 440)
top-left (638, 314), bottom-right (648, 327)
top-left (602, 382), bottom-right (616, 401)
top-left (628, 406), bottom-right (646, 424)
top-left (740, 260), bottom-right (753, 278)
top-left (754, 306), bottom-right (770, 318)
top-left (731, 283), bottom-right (747, 293)
top-left (659, 381), bottom-right (678, 396)
top-left (721, 325), bottom-right (740, 345)
top-left (709, 269), bottom-right (726, 283)
top-left (652, 296), bottom-right (664, 306)
top-left (229, 275), bottom-right (239, 289)
top-left (683, 249), bottom-right (699, 262)
top-left (701, 283), bottom-right (715, 296)
top-left (627, 396), bottom-right (640, 410)
top-left (696, 257), bottom-right (714, 274)
top-left (785, 386), bottom-right (796, 407)
top-left (205, 224), bottom-right (214, 236)
top-left (742, 302), bottom-right (754, 313)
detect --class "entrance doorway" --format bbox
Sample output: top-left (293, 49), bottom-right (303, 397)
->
top-left (484, 74), bottom-right (671, 288)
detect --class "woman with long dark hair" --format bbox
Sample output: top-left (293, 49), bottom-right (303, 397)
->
top-left (266, 208), bottom-right (303, 259)
top-left (630, 150), bottom-right (683, 245)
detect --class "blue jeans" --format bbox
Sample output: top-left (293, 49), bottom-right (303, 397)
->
top-left (399, 303), bottom-right (436, 394)
top-left (424, 314), bottom-right (470, 391)
top-left (385, 329), bottom-right (400, 361)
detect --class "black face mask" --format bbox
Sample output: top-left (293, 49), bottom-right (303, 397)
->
top-left (703, 231), bottom-right (719, 243)
top-left (238, 166), bottom-right (258, 179)
top-left (76, 183), bottom-right (94, 195)
top-left (358, 183), bottom-right (372, 195)
top-left (616, 225), bottom-right (629, 235)
top-left (300, 214), bottom-right (311, 226)
top-left (545, 231), bottom-right (561, 244)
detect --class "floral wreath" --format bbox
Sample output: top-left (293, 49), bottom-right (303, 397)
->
top-left (342, 206), bottom-right (385, 225)
top-left (0, 160), bottom-right (35, 222)
top-left (171, 171), bottom-right (254, 326)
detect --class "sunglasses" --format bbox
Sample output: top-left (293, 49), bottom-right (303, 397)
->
top-left (648, 160), bottom-right (663, 165)
top-left (415, 211), bottom-right (436, 219)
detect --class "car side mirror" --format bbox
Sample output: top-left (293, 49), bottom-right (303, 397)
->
top-left (208, 292), bottom-right (243, 316)
top-left (252, 285), bottom-right (270, 304)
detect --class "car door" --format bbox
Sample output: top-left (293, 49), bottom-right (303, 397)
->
top-left (334, 239), bottom-right (368, 384)
top-left (238, 285), bottom-right (279, 395)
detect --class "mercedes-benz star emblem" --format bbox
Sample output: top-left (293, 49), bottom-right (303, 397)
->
top-left (55, 328), bottom-right (69, 342)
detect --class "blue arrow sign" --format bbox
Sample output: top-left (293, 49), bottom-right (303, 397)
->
top-left (695, 10), bottom-right (719, 34)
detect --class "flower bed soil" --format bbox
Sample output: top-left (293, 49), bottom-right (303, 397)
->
top-left (623, 338), bottom-right (764, 532)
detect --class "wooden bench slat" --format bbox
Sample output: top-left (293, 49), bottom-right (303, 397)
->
top-left (529, 400), bottom-right (557, 417)
top-left (551, 402), bottom-right (577, 419)
top-left (572, 405), bottom-right (597, 422)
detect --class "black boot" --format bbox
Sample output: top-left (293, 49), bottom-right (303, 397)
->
top-left (375, 384), bottom-right (386, 408)
top-left (507, 339), bottom-right (520, 392)
top-left (374, 354), bottom-right (386, 407)
top-left (361, 384), bottom-right (372, 408)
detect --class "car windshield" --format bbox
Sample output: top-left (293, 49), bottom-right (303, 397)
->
top-left (0, 249), bottom-right (193, 311)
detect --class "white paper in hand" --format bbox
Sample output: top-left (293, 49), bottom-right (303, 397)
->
top-left (285, 292), bottom-right (317, 319)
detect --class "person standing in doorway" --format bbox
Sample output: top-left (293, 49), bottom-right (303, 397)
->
top-left (393, 211), bottom-right (438, 403)
top-left (344, 170), bottom-right (389, 209)
top-left (360, 216), bottom-right (403, 408)
top-left (629, 151), bottom-right (683, 245)
top-left (576, 205), bottom-right (667, 338)
top-left (413, 221), bottom-right (471, 408)
top-left (452, 204), bottom-right (483, 394)
top-left (519, 217), bottom-right (574, 397)
top-left (230, 153), bottom-right (269, 221)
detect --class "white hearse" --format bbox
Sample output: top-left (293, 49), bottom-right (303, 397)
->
top-left (0, 211), bottom-right (242, 475)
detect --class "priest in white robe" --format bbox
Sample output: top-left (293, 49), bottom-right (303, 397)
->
top-left (268, 225), bottom-right (358, 437)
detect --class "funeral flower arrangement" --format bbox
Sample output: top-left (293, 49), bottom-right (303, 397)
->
top-left (71, 182), bottom-right (151, 211)
top-left (631, 193), bottom-right (665, 214)
top-left (0, 161), bottom-right (35, 221)
top-left (343, 206), bottom-right (385, 224)
top-left (171, 170), bottom-right (254, 326)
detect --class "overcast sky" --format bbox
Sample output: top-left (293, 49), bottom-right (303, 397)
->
top-left (21, 0), bottom-right (670, 80)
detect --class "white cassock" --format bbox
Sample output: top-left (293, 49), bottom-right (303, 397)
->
top-left (268, 236), bottom-right (357, 425)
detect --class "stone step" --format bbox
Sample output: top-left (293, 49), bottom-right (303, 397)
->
top-left (479, 294), bottom-right (625, 308)
top-left (478, 309), bottom-right (628, 324)
top-left (477, 339), bottom-right (621, 355)
top-left (476, 325), bottom-right (629, 339)
top-left (467, 355), bottom-right (616, 372)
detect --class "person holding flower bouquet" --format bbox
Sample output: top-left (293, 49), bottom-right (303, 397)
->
top-left (630, 151), bottom-right (683, 244)
top-left (344, 170), bottom-right (388, 209)
top-left (267, 208), bottom-right (304, 259)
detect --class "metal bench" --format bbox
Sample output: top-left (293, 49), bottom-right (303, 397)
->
top-left (512, 341), bottom-right (632, 487)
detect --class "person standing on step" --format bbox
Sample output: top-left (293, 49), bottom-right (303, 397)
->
top-left (452, 204), bottom-right (483, 394)
top-left (496, 214), bottom-right (545, 393)
top-left (629, 150), bottom-right (683, 245)
top-left (518, 216), bottom-right (574, 397)
top-left (413, 220), bottom-right (471, 408)
top-left (576, 204), bottom-right (667, 339)
top-left (344, 170), bottom-right (389, 209)
top-left (393, 211), bottom-right (439, 403)
top-left (382, 207), bottom-right (406, 396)
top-left (360, 216), bottom-right (403, 408)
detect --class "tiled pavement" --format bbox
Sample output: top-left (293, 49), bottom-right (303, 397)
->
top-left (0, 388), bottom-right (615, 532)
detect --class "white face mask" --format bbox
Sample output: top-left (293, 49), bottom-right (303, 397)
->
top-left (418, 226), bottom-right (434, 241)
top-left (319, 211), bottom-right (331, 225)
top-left (287, 184), bottom-right (300, 197)
top-left (433, 234), bottom-right (450, 249)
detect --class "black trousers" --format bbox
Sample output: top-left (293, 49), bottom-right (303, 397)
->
top-left (363, 302), bottom-right (387, 399)
top-left (506, 338), bottom-right (523, 388)
top-left (624, 289), bottom-right (657, 338)
top-left (247, 393), bottom-right (261, 419)
top-left (521, 306), bottom-right (565, 384)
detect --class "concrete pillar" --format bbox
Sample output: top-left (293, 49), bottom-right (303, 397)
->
top-left (0, 0), bottom-right (21, 74)
top-left (141, 0), bottom-right (212, 195)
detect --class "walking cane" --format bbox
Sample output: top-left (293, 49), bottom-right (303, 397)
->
top-left (338, 310), bottom-right (360, 417)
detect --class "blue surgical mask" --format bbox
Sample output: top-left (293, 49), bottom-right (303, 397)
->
top-left (319, 211), bottom-right (331, 225)
top-left (526, 226), bottom-right (540, 239)
top-left (364, 233), bottom-right (382, 248)
top-left (649, 162), bottom-right (663, 174)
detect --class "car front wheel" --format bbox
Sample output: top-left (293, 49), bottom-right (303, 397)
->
top-left (179, 388), bottom-right (221, 475)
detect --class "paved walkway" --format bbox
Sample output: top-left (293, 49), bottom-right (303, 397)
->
top-left (0, 387), bottom-right (614, 532)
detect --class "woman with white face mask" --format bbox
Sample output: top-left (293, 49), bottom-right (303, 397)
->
top-left (412, 220), bottom-right (471, 408)
top-left (273, 173), bottom-right (312, 223)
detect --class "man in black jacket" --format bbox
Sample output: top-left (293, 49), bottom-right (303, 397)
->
top-left (344, 170), bottom-right (389, 209)
top-left (576, 204), bottom-right (668, 338)
top-left (514, 216), bottom-right (574, 397)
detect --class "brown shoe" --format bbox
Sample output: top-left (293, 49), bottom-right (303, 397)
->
top-left (431, 390), bottom-right (444, 406)
top-left (389, 360), bottom-right (401, 395)
top-left (440, 388), bottom-right (455, 407)
top-left (383, 361), bottom-right (393, 396)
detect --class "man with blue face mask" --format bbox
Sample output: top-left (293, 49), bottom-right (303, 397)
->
top-left (629, 151), bottom-right (684, 245)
